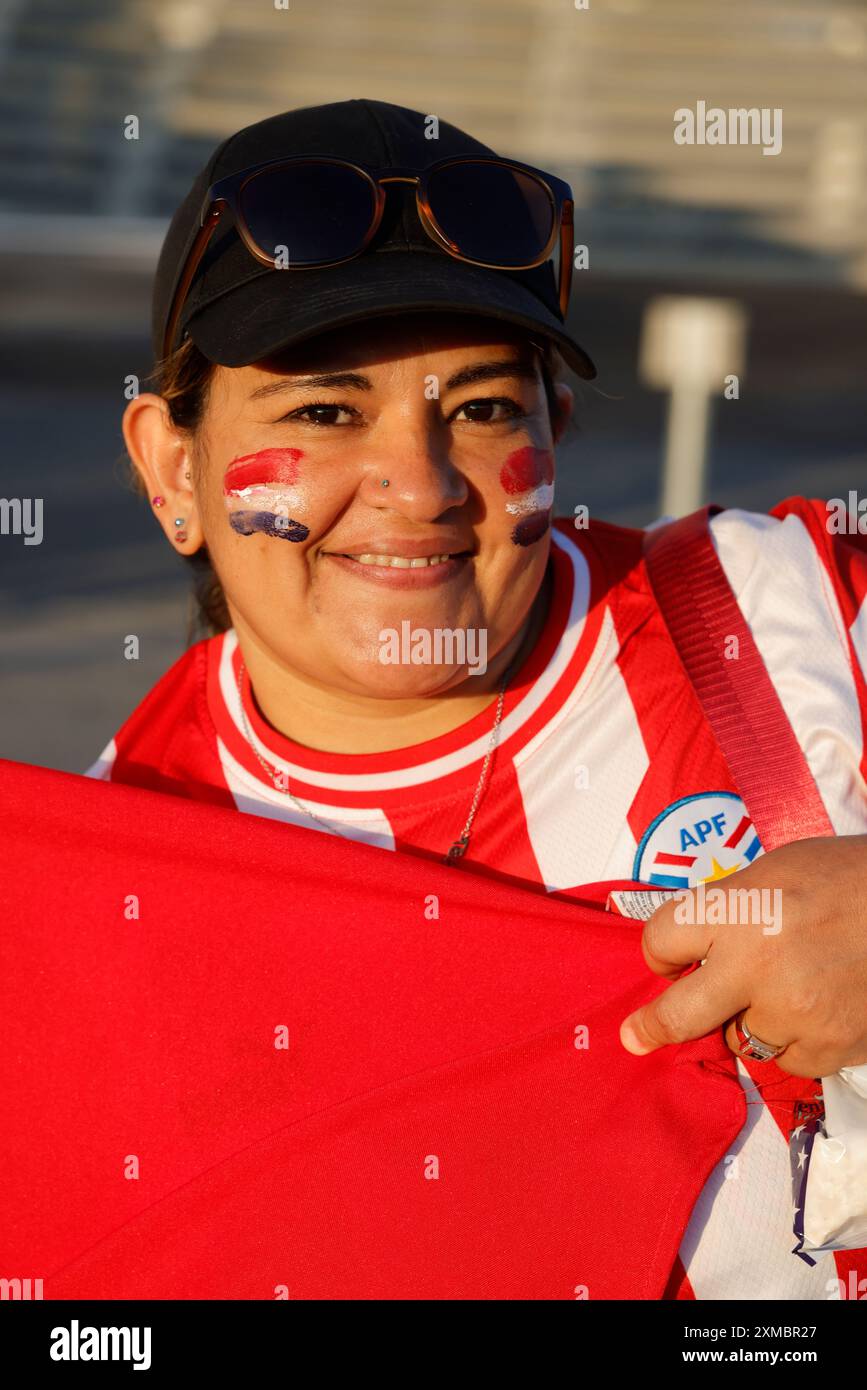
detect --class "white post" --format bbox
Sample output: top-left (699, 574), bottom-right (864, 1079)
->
top-left (661, 383), bottom-right (713, 517)
top-left (639, 296), bottom-right (748, 518)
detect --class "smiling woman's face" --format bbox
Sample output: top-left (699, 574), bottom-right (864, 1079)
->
top-left (187, 316), bottom-right (569, 699)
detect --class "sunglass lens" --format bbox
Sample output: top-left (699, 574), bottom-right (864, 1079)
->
top-left (425, 162), bottom-right (555, 266)
top-left (239, 161), bottom-right (377, 264)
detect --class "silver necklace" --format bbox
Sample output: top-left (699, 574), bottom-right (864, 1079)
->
top-left (234, 660), bottom-right (512, 866)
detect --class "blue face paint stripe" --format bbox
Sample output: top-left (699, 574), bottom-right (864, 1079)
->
top-left (229, 510), bottom-right (309, 542)
top-left (511, 511), bottom-right (550, 547)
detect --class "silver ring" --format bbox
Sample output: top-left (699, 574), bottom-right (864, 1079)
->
top-left (733, 1009), bottom-right (787, 1062)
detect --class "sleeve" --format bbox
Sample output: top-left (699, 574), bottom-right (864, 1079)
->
top-left (710, 498), bottom-right (867, 1253)
top-left (80, 638), bottom-right (233, 807)
top-left (767, 499), bottom-right (867, 1253)
top-left (769, 495), bottom-right (867, 789)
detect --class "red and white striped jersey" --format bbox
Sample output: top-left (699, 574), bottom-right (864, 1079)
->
top-left (88, 496), bottom-right (867, 1300)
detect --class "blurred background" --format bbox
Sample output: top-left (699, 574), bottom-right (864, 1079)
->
top-left (1, 0), bottom-right (865, 770)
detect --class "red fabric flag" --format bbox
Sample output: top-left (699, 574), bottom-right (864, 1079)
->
top-left (0, 758), bottom-right (746, 1300)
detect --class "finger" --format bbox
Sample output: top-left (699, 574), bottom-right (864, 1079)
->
top-left (722, 1011), bottom-right (796, 1063)
top-left (640, 858), bottom-right (789, 976)
top-left (723, 1009), bottom-right (867, 1077)
top-left (640, 893), bottom-right (716, 977)
top-left (774, 1047), bottom-right (848, 1080)
top-left (769, 1037), bottom-right (864, 1079)
top-left (621, 964), bottom-right (748, 1054)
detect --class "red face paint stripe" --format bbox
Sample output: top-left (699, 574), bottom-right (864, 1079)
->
top-left (223, 448), bottom-right (303, 495)
top-left (499, 446), bottom-right (554, 495)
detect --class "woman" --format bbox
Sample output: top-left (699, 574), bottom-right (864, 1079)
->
top-left (92, 99), bottom-right (867, 1299)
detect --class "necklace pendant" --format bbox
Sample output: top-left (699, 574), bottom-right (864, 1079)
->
top-left (445, 835), bottom-right (470, 863)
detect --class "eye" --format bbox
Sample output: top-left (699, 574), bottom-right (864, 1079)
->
top-left (279, 402), bottom-right (361, 426)
top-left (451, 397), bottom-right (526, 424)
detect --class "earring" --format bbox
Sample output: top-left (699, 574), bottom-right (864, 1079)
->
top-left (173, 517), bottom-right (187, 543)
top-left (184, 471), bottom-right (191, 480)
top-left (151, 495), bottom-right (165, 508)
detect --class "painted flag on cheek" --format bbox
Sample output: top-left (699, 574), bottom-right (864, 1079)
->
top-left (0, 758), bottom-right (747, 1300)
top-left (500, 447), bottom-right (555, 548)
top-left (223, 448), bottom-right (311, 543)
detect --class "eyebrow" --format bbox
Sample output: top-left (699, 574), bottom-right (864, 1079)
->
top-left (248, 358), bottom-right (541, 401)
top-left (444, 359), bottom-right (540, 391)
top-left (249, 371), bottom-right (373, 400)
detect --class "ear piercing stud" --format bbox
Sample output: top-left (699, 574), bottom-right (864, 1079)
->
top-left (151, 496), bottom-right (187, 541)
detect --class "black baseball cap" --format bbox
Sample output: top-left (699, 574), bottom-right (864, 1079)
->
top-left (152, 98), bottom-right (596, 379)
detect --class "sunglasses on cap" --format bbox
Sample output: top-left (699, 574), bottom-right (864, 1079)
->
top-left (163, 153), bottom-right (576, 362)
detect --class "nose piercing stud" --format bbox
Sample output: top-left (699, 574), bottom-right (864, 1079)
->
top-left (152, 495), bottom-right (165, 508)
top-left (380, 478), bottom-right (390, 488)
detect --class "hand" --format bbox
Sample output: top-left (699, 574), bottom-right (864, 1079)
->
top-left (619, 835), bottom-right (867, 1078)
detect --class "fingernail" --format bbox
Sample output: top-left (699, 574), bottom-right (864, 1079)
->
top-left (620, 1022), bottom-right (653, 1055)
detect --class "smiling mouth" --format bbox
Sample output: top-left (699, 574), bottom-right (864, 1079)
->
top-left (342, 552), bottom-right (469, 569)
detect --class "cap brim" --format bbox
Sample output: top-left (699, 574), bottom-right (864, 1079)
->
top-left (183, 249), bottom-right (596, 380)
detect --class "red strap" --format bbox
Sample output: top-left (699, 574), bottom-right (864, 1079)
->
top-left (643, 506), bottom-right (835, 851)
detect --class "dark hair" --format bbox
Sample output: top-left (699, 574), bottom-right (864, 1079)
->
top-left (139, 331), bottom-right (568, 638)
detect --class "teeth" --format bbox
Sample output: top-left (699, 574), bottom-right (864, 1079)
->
top-left (348, 553), bottom-right (454, 567)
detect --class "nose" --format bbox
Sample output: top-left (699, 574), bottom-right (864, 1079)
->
top-left (364, 433), bottom-right (469, 522)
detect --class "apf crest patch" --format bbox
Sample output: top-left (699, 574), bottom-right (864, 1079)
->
top-left (633, 791), bottom-right (762, 888)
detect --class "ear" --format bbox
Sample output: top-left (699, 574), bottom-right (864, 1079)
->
top-left (550, 382), bottom-right (574, 446)
top-left (122, 393), bottom-right (202, 553)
